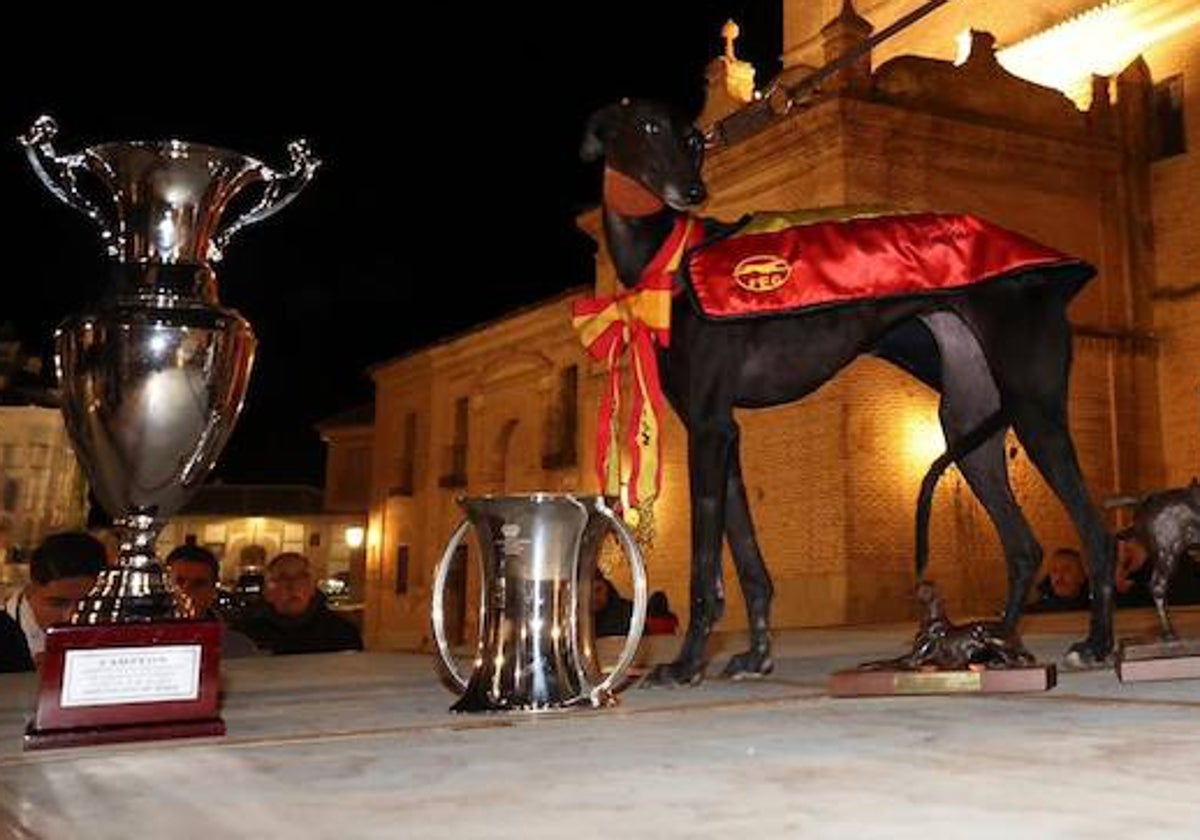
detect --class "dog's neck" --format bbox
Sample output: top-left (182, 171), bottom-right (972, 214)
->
top-left (602, 168), bottom-right (677, 289)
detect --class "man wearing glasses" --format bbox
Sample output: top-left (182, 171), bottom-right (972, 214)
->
top-left (235, 552), bottom-right (362, 655)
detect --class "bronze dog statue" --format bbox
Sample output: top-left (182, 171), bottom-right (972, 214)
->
top-left (1117, 479), bottom-right (1200, 641)
top-left (865, 581), bottom-right (1035, 671)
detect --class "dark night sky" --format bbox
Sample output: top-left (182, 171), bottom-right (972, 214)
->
top-left (0, 4), bottom-right (782, 486)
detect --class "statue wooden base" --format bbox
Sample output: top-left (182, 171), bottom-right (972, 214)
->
top-left (830, 665), bottom-right (1057, 697)
top-left (1116, 638), bottom-right (1200, 683)
top-left (24, 620), bottom-right (224, 751)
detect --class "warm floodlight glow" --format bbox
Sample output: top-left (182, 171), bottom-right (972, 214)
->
top-left (994, 0), bottom-right (1200, 107)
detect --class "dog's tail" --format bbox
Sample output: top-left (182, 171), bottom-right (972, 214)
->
top-left (914, 408), bottom-right (1009, 581)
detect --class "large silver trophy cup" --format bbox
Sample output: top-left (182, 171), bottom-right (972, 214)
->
top-left (20, 117), bottom-right (319, 623)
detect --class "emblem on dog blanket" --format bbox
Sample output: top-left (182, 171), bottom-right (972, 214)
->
top-left (733, 254), bottom-right (792, 293)
top-left (686, 208), bottom-right (1085, 321)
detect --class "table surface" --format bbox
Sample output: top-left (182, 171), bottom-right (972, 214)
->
top-left (4, 608), bottom-right (1200, 839)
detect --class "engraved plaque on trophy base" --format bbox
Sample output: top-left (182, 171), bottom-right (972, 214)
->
top-left (24, 620), bottom-right (224, 750)
top-left (829, 665), bottom-right (1057, 697)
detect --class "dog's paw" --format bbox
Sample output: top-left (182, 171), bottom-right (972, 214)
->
top-left (1062, 639), bottom-right (1114, 671)
top-left (720, 650), bottom-right (775, 681)
top-left (639, 660), bottom-right (706, 688)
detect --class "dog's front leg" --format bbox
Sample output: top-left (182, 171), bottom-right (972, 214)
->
top-left (644, 422), bottom-right (733, 687)
top-left (720, 434), bottom-right (774, 679)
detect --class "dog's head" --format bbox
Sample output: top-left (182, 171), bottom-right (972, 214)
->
top-left (581, 99), bottom-right (708, 211)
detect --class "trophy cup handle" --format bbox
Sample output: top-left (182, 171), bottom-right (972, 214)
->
top-left (431, 518), bottom-right (478, 693)
top-left (587, 499), bottom-right (648, 703)
top-left (210, 139), bottom-right (320, 261)
top-left (19, 115), bottom-right (119, 257)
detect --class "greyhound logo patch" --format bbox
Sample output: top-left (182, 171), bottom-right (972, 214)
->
top-left (733, 255), bottom-right (791, 293)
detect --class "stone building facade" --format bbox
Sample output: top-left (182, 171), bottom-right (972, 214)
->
top-left (362, 0), bottom-right (1199, 650)
top-left (0, 407), bottom-right (88, 564)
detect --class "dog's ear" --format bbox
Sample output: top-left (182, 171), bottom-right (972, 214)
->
top-left (580, 102), bottom-right (626, 163)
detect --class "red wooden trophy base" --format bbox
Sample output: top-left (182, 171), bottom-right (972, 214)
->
top-left (830, 665), bottom-right (1057, 697)
top-left (1116, 638), bottom-right (1200, 683)
top-left (24, 620), bottom-right (224, 751)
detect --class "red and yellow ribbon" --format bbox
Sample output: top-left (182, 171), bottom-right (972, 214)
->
top-left (572, 217), bottom-right (701, 527)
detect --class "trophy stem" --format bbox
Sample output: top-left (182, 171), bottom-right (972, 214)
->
top-left (72, 509), bottom-right (189, 624)
top-left (114, 510), bottom-right (163, 569)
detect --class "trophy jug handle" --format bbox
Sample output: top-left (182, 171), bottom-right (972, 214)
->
top-left (19, 116), bottom-right (119, 256)
top-left (431, 518), bottom-right (479, 693)
top-left (210, 139), bottom-right (320, 261)
top-left (586, 499), bottom-right (648, 703)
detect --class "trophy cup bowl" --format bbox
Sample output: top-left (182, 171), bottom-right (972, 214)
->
top-left (55, 275), bottom-right (256, 620)
top-left (18, 115), bottom-right (318, 749)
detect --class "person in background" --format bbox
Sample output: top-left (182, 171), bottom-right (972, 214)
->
top-left (164, 543), bottom-right (259, 658)
top-left (645, 590), bottom-right (680, 635)
top-left (165, 543), bottom-right (220, 615)
top-left (1028, 547), bottom-right (1090, 612)
top-left (1, 532), bottom-right (105, 672)
top-left (235, 552), bottom-right (362, 655)
top-left (592, 572), bottom-right (635, 638)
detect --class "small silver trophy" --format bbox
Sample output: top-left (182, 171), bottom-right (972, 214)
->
top-left (20, 116), bottom-right (319, 622)
top-left (432, 494), bottom-right (648, 712)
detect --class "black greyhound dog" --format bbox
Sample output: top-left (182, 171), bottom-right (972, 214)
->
top-left (581, 100), bottom-right (1115, 684)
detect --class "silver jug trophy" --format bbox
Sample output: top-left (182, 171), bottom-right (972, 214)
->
top-left (20, 116), bottom-right (319, 622)
top-left (432, 494), bottom-right (648, 712)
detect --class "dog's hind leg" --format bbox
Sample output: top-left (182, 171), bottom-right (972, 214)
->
top-left (1149, 548), bottom-right (1181, 641)
top-left (1014, 405), bottom-right (1114, 664)
top-left (720, 432), bottom-right (775, 679)
top-left (922, 312), bottom-right (1042, 628)
top-left (978, 285), bottom-right (1115, 664)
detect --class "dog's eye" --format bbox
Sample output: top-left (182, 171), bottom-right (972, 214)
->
top-left (641, 120), bottom-right (661, 136)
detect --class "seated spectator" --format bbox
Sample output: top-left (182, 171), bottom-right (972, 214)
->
top-left (1, 532), bottom-right (106, 672)
top-left (1027, 547), bottom-right (1090, 612)
top-left (235, 552), bottom-right (362, 655)
top-left (592, 573), bottom-right (634, 638)
top-left (644, 590), bottom-right (679, 635)
top-left (165, 544), bottom-right (220, 615)
top-left (165, 544), bottom-right (260, 658)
